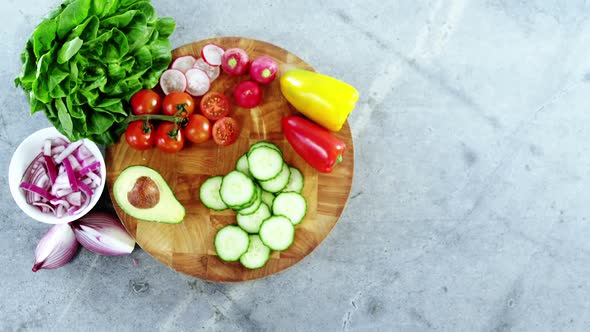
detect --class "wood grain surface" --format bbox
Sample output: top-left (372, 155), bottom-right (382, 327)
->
top-left (106, 37), bottom-right (354, 282)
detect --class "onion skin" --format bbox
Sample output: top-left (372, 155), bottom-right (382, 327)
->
top-left (71, 212), bottom-right (135, 256)
top-left (33, 224), bottom-right (79, 272)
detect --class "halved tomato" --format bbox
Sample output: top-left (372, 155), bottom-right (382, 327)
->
top-left (212, 117), bottom-right (240, 146)
top-left (200, 91), bottom-right (230, 121)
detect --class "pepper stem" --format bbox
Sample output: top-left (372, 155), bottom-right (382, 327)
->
top-left (334, 154), bottom-right (343, 166)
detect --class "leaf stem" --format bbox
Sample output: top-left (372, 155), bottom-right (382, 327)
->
top-left (126, 114), bottom-right (179, 123)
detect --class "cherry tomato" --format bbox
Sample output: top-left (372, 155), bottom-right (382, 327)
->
top-left (212, 117), bottom-right (240, 146)
top-left (162, 92), bottom-right (195, 118)
top-left (130, 90), bottom-right (161, 115)
top-left (233, 80), bottom-right (262, 108)
top-left (125, 120), bottom-right (155, 150)
top-left (155, 122), bottom-right (185, 153)
top-left (184, 114), bottom-right (211, 143)
top-left (200, 91), bottom-right (230, 121)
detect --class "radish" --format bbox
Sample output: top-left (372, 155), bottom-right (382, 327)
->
top-left (159, 69), bottom-right (187, 95)
top-left (170, 55), bottom-right (197, 73)
top-left (193, 58), bottom-right (220, 81)
top-left (250, 56), bottom-right (278, 84)
top-left (185, 68), bottom-right (210, 97)
top-left (233, 80), bottom-right (262, 108)
top-left (201, 43), bottom-right (225, 66)
top-left (221, 48), bottom-right (249, 76)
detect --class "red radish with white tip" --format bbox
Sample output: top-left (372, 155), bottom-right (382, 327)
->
top-left (185, 68), bottom-right (211, 97)
top-left (221, 48), bottom-right (249, 76)
top-left (201, 43), bottom-right (225, 66)
top-left (250, 56), bottom-right (278, 84)
top-left (193, 58), bottom-right (220, 81)
top-left (170, 55), bottom-right (197, 73)
top-left (159, 69), bottom-right (187, 95)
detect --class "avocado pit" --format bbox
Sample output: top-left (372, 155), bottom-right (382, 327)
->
top-left (128, 176), bottom-right (160, 209)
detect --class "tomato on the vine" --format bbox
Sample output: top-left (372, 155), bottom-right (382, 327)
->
top-left (184, 114), bottom-right (211, 143)
top-left (131, 90), bottom-right (161, 115)
top-left (212, 117), bottom-right (240, 146)
top-left (125, 120), bottom-right (155, 150)
top-left (200, 91), bottom-right (230, 121)
top-left (162, 92), bottom-right (195, 118)
top-left (155, 122), bottom-right (185, 153)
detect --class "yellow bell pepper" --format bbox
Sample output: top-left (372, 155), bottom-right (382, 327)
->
top-left (279, 69), bottom-right (359, 132)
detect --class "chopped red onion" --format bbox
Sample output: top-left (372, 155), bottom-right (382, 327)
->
top-left (52, 137), bottom-right (69, 147)
top-left (77, 182), bottom-right (93, 197)
top-left (51, 145), bottom-right (65, 155)
top-left (75, 145), bottom-right (93, 160)
top-left (43, 139), bottom-right (52, 157)
top-left (55, 188), bottom-right (73, 198)
top-left (85, 171), bottom-right (101, 187)
top-left (62, 158), bottom-right (78, 192)
top-left (76, 161), bottom-right (101, 178)
top-left (65, 192), bottom-right (82, 206)
top-left (66, 155), bottom-right (81, 171)
top-left (20, 183), bottom-right (53, 201)
top-left (43, 155), bottom-right (57, 185)
top-left (20, 138), bottom-right (102, 218)
top-left (54, 140), bottom-right (83, 164)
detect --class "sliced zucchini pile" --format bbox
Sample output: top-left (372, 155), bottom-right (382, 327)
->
top-left (199, 141), bottom-right (307, 270)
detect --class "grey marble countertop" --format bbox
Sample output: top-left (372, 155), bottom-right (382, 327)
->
top-left (3, 0), bottom-right (590, 331)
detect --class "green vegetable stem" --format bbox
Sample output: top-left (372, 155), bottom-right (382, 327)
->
top-left (15, 0), bottom-right (176, 146)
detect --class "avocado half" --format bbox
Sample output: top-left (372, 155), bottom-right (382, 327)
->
top-left (113, 165), bottom-right (185, 224)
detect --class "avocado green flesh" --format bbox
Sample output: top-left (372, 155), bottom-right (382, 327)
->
top-left (113, 166), bottom-right (185, 224)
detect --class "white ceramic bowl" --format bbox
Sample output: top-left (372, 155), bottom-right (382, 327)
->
top-left (8, 127), bottom-right (106, 224)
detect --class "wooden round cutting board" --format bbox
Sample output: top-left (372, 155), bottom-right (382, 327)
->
top-left (106, 37), bottom-right (354, 282)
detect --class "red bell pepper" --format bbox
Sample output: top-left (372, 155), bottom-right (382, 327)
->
top-left (281, 116), bottom-right (346, 173)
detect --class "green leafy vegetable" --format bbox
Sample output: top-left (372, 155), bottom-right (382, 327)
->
top-left (15, 0), bottom-right (176, 145)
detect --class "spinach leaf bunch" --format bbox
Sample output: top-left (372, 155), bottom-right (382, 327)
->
top-left (15, 0), bottom-right (176, 145)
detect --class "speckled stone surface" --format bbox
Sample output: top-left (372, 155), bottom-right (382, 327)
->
top-left (3, 0), bottom-right (590, 331)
